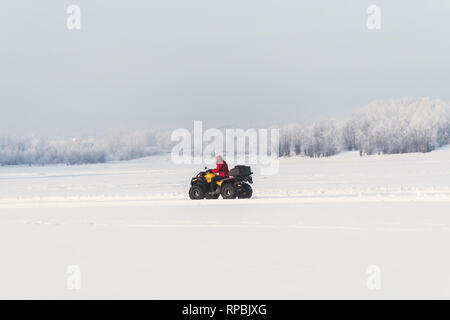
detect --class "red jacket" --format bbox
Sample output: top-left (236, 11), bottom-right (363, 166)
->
top-left (212, 160), bottom-right (229, 177)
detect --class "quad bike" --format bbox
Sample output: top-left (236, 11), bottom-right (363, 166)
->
top-left (189, 165), bottom-right (253, 200)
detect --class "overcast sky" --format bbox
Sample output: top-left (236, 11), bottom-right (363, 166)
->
top-left (1, 0), bottom-right (450, 136)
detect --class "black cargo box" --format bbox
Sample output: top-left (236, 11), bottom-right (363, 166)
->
top-left (229, 165), bottom-right (252, 176)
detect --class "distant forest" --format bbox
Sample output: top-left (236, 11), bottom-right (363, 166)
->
top-left (1, 97), bottom-right (449, 166)
top-left (278, 97), bottom-right (450, 157)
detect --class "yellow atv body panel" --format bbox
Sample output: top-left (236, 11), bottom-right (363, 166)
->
top-left (204, 173), bottom-right (222, 185)
top-left (204, 173), bottom-right (215, 183)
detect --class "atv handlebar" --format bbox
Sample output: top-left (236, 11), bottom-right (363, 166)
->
top-left (197, 169), bottom-right (213, 176)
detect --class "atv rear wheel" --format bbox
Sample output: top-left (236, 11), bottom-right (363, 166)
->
top-left (221, 184), bottom-right (237, 199)
top-left (238, 183), bottom-right (253, 199)
top-left (189, 185), bottom-right (205, 200)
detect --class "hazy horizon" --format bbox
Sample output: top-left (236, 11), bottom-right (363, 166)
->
top-left (2, 0), bottom-right (450, 136)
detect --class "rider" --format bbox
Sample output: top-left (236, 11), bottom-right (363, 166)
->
top-left (210, 155), bottom-right (229, 190)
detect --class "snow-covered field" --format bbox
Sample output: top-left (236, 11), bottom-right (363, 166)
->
top-left (1, 149), bottom-right (450, 298)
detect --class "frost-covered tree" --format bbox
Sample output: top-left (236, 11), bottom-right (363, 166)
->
top-left (346, 97), bottom-right (450, 155)
top-left (0, 130), bottom-right (166, 166)
top-left (277, 97), bottom-right (450, 157)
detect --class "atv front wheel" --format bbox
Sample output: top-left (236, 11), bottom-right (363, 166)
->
top-left (221, 184), bottom-right (237, 199)
top-left (189, 185), bottom-right (205, 200)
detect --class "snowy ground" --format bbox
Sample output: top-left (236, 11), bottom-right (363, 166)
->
top-left (1, 149), bottom-right (450, 299)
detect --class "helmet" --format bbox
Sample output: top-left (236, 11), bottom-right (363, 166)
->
top-left (215, 155), bottom-right (223, 164)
